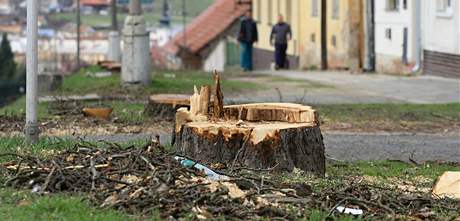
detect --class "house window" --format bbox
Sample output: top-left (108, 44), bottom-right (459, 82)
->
top-left (385, 28), bottom-right (392, 40)
top-left (332, 0), bottom-right (339, 19)
top-left (311, 33), bottom-right (316, 42)
top-left (386, 0), bottom-right (400, 11)
top-left (331, 35), bottom-right (337, 47)
top-left (403, 0), bottom-right (407, 10)
top-left (312, 0), bottom-right (318, 17)
top-left (437, 0), bottom-right (453, 17)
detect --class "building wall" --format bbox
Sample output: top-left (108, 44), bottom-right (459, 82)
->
top-left (422, 0), bottom-right (460, 55)
top-left (252, 0), bottom-right (300, 69)
top-left (204, 40), bottom-right (226, 72)
top-left (298, 0), bottom-right (321, 69)
top-left (298, 0), bottom-right (363, 70)
top-left (374, 0), bottom-right (416, 74)
top-left (422, 0), bottom-right (460, 78)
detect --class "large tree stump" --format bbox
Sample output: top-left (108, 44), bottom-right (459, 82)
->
top-left (173, 102), bottom-right (325, 175)
top-left (144, 94), bottom-right (191, 120)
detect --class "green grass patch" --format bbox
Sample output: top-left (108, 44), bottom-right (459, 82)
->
top-left (0, 188), bottom-right (137, 221)
top-left (327, 160), bottom-right (460, 180)
top-left (316, 103), bottom-right (460, 125)
top-left (0, 96), bottom-right (50, 118)
top-left (58, 69), bottom-right (261, 96)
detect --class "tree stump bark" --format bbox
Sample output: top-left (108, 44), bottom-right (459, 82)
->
top-left (144, 94), bottom-right (190, 120)
top-left (173, 103), bottom-right (325, 175)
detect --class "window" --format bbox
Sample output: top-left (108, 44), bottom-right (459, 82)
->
top-left (311, 33), bottom-right (316, 42)
top-left (386, 0), bottom-right (400, 11)
top-left (312, 0), bottom-right (318, 17)
top-left (385, 28), bottom-right (392, 40)
top-left (437, 0), bottom-right (453, 17)
top-left (403, 0), bottom-right (407, 10)
top-left (332, 0), bottom-right (339, 19)
top-left (331, 35), bottom-right (337, 47)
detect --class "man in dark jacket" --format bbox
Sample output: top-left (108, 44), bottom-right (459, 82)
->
top-left (238, 11), bottom-right (258, 71)
top-left (270, 14), bottom-right (292, 70)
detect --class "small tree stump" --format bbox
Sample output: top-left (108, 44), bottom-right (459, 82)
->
top-left (173, 103), bottom-right (325, 175)
top-left (145, 94), bottom-right (191, 120)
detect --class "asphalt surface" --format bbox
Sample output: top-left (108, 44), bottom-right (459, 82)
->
top-left (228, 70), bottom-right (460, 104)
top-left (78, 132), bottom-right (460, 163)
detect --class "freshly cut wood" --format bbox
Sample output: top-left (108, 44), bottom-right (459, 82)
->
top-left (433, 171), bottom-right (460, 199)
top-left (173, 102), bottom-right (325, 175)
top-left (145, 94), bottom-right (191, 120)
top-left (212, 71), bottom-right (224, 119)
top-left (190, 85), bottom-right (211, 116)
top-left (224, 103), bottom-right (317, 123)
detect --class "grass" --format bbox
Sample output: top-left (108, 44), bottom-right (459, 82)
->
top-left (58, 69), bottom-right (261, 96)
top-left (315, 103), bottom-right (460, 131)
top-left (316, 103), bottom-right (460, 123)
top-left (0, 188), bottom-right (136, 221)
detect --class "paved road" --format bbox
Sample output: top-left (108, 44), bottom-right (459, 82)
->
top-left (229, 71), bottom-right (460, 104)
top-left (79, 132), bottom-right (460, 163)
top-left (324, 132), bottom-right (460, 163)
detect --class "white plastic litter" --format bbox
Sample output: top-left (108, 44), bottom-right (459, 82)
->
top-left (336, 206), bottom-right (364, 215)
top-left (174, 156), bottom-right (228, 181)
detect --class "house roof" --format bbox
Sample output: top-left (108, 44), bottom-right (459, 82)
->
top-left (165, 0), bottom-right (251, 55)
top-left (81, 0), bottom-right (109, 6)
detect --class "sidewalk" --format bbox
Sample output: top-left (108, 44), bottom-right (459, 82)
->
top-left (229, 70), bottom-right (460, 104)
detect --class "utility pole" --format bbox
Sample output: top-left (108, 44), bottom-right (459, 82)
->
top-left (320, 0), bottom-right (328, 70)
top-left (25, 0), bottom-right (39, 143)
top-left (411, 0), bottom-right (422, 74)
top-left (108, 0), bottom-right (121, 62)
top-left (111, 0), bottom-right (118, 30)
top-left (121, 0), bottom-right (151, 85)
top-left (363, 0), bottom-right (375, 71)
top-left (76, 0), bottom-right (81, 70)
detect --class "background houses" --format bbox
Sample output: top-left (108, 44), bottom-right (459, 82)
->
top-left (422, 0), bottom-right (460, 78)
top-left (374, 0), bottom-right (418, 74)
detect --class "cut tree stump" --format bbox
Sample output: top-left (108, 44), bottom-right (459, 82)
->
top-left (145, 94), bottom-right (191, 120)
top-left (173, 73), bottom-right (325, 175)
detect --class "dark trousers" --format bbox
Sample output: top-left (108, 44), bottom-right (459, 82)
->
top-left (274, 43), bottom-right (288, 69)
top-left (240, 42), bottom-right (253, 71)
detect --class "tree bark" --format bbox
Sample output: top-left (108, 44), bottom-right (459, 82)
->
top-left (174, 122), bottom-right (325, 175)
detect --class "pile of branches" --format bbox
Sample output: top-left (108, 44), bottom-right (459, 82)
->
top-left (1, 142), bottom-right (459, 220)
top-left (0, 114), bottom-right (23, 133)
top-left (1, 142), bottom-right (309, 219)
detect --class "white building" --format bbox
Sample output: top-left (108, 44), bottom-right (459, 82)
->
top-left (0, 0), bottom-right (15, 15)
top-left (422, 0), bottom-right (460, 78)
top-left (374, 0), bottom-right (418, 74)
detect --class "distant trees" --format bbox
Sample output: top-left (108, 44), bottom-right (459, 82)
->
top-left (0, 33), bottom-right (17, 80)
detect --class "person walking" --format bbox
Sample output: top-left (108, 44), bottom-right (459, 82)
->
top-left (270, 15), bottom-right (292, 70)
top-left (238, 11), bottom-right (258, 71)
